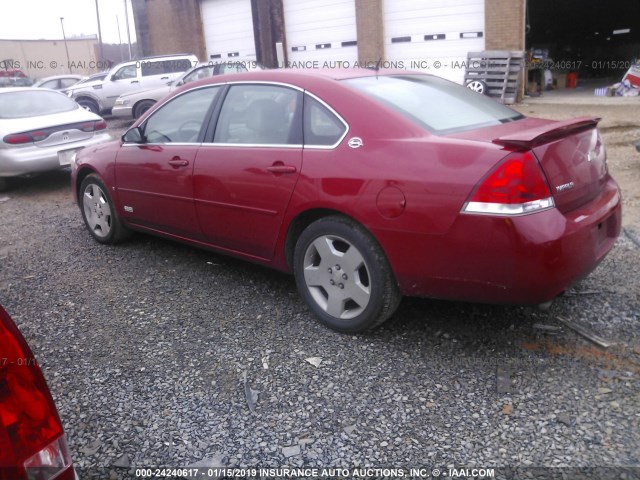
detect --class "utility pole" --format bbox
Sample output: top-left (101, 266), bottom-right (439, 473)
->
top-left (60, 17), bottom-right (71, 73)
top-left (124, 0), bottom-right (133, 59)
top-left (94, 0), bottom-right (104, 61)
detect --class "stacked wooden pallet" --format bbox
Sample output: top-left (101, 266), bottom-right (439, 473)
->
top-left (463, 50), bottom-right (525, 104)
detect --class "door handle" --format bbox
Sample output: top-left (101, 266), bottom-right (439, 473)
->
top-left (160, 76), bottom-right (169, 80)
top-left (168, 157), bottom-right (189, 167)
top-left (266, 164), bottom-right (297, 174)
top-left (131, 80), bottom-right (139, 84)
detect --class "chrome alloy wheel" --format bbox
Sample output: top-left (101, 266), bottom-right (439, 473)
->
top-left (302, 234), bottom-right (372, 320)
top-left (82, 183), bottom-right (113, 238)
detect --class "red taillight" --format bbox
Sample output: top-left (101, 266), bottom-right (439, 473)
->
top-left (3, 134), bottom-right (33, 145)
top-left (463, 151), bottom-right (555, 215)
top-left (0, 306), bottom-right (74, 480)
top-left (95, 120), bottom-right (107, 131)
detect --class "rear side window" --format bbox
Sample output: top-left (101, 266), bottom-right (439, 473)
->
top-left (303, 95), bottom-right (347, 147)
top-left (343, 75), bottom-right (524, 135)
top-left (213, 84), bottom-right (302, 145)
top-left (0, 90), bottom-right (77, 118)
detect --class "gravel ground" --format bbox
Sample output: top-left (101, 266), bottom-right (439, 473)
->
top-left (0, 105), bottom-right (639, 480)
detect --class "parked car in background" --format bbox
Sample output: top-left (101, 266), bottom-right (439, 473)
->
top-left (66, 53), bottom-right (198, 115)
top-left (71, 69), bottom-right (621, 333)
top-left (0, 88), bottom-right (111, 191)
top-left (0, 68), bottom-right (32, 87)
top-left (0, 305), bottom-right (76, 480)
top-left (74, 71), bottom-right (108, 86)
top-left (31, 74), bottom-right (83, 93)
top-left (112, 62), bottom-right (248, 119)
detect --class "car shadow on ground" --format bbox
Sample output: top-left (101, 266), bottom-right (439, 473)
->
top-left (2, 169), bottom-right (72, 197)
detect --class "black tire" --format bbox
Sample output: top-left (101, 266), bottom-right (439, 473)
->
top-left (134, 100), bottom-right (156, 119)
top-left (76, 98), bottom-right (100, 114)
top-left (79, 174), bottom-right (131, 244)
top-left (0, 177), bottom-right (9, 192)
top-left (465, 79), bottom-right (488, 95)
top-left (293, 216), bottom-right (401, 333)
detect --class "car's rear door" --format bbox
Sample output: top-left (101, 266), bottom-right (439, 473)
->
top-left (193, 83), bottom-right (303, 260)
top-left (115, 85), bottom-right (221, 239)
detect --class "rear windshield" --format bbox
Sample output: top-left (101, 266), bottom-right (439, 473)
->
top-left (0, 90), bottom-right (78, 119)
top-left (343, 75), bottom-right (524, 134)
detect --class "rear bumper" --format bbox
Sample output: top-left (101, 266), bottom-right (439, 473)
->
top-left (111, 105), bottom-right (134, 119)
top-left (378, 177), bottom-right (622, 304)
top-left (0, 133), bottom-right (111, 177)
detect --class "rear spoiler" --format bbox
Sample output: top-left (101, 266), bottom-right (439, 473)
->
top-left (493, 116), bottom-right (601, 149)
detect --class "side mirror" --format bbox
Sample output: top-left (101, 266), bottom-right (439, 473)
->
top-left (122, 126), bottom-right (144, 144)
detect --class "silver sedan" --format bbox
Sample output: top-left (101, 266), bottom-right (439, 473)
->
top-left (0, 88), bottom-right (111, 191)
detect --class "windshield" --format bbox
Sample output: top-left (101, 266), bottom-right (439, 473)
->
top-left (0, 90), bottom-right (78, 119)
top-left (343, 75), bottom-right (524, 134)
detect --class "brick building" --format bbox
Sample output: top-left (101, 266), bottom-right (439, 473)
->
top-left (131, 0), bottom-right (525, 85)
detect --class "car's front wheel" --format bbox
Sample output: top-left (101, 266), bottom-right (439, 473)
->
top-left (293, 216), bottom-right (401, 333)
top-left (79, 174), bottom-right (130, 244)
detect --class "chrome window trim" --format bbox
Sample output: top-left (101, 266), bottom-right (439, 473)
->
top-left (123, 80), bottom-right (351, 150)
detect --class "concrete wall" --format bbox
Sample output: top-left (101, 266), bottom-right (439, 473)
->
top-left (0, 38), bottom-right (100, 79)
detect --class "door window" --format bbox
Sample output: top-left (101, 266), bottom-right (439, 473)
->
top-left (142, 86), bottom-right (220, 144)
top-left (213, 84), bottom-right (302, 145)
top-left (112, 65), bottom-right (137, 80)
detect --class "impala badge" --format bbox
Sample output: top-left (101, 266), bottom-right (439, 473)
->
top-left (556, 181), bottom-right (574, 193)
top-left (348, 137), bottom-right (363, 149)
top-left (124, 206), bottom-right (133, 212)
top-left (587, 150), bottom-right (597, 162)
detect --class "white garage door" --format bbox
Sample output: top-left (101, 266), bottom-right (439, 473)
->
top-left (384, 0), bottom-right (485, 84)
top-left (283, 0), bottom-right (358, 66)
top-left (201, 0), bottom-right (256, 62)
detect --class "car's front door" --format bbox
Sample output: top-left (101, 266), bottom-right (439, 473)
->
top-left (193, 83), bottom-right (303, 260)
top-left (115, 86), bottom-right (221, 239)
top-left (100, 64), bottom-right (142, 109)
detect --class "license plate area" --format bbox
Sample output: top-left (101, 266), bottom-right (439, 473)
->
top-left (58, 148), bottom-right (81, 166)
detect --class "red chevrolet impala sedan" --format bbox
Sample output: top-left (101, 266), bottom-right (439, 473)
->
top-left (71, 69), bottom-right (621, 332)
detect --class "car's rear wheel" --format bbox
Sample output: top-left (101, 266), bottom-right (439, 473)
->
top-left (79, 174), bottom-right (130, 244)
top-left (134, 100), bottom-right (156, 119)
top-left (77, 98), bottom-right (99, 114)
top-left (293, 216), bottom-right (401, 333)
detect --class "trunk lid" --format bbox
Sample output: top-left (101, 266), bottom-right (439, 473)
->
top-left (493, 117), bottom-right (607, 212)
top-left (448, 117), bottom-right (608, 213)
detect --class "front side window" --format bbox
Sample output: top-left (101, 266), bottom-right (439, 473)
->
top-left (113, 65), bottom-right (137, 81)
top-left (213, 84), bottom-right (302, 145)
top-left (182, 66), bottom-right (215, 85)
top-left (142, 86), bottom-right (220, 143)
top-left (343, 75), bottom-right (524, 135)
top-left (303, 95), bottom-right (347, 146)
